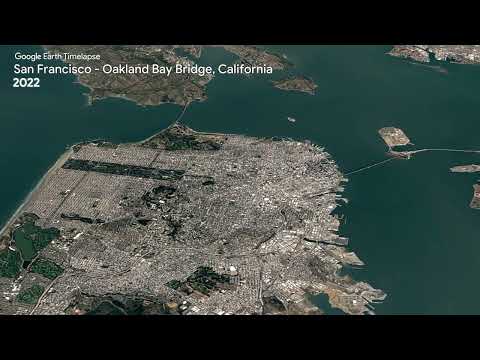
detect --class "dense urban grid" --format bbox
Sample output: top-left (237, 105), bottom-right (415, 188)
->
top-left (0, 124), bottom-right (385, 315)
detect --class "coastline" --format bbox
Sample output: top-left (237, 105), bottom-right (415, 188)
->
top-left (0, 147), bottom-right (73, 238)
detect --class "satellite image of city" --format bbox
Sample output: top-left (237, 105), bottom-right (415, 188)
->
top-left (2, 44), bottom-right (480, 316)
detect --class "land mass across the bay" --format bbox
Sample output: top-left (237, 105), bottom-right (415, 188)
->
top-left (388, 45), bottom-right (480, 64)
top-left (450, 165), bottom-right (480, 173)
top-left (450, 165), bottom-right (480, 210)
top-left (42, 45), bottom-right (292, 107)
top-left (0, 124), bottom-right (384, 315)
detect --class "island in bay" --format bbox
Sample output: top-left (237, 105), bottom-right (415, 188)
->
top-left (272, 76), bottom-right (318, 95)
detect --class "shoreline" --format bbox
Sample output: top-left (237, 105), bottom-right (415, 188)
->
top-left (0, 147), bottom-right (73, 238)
